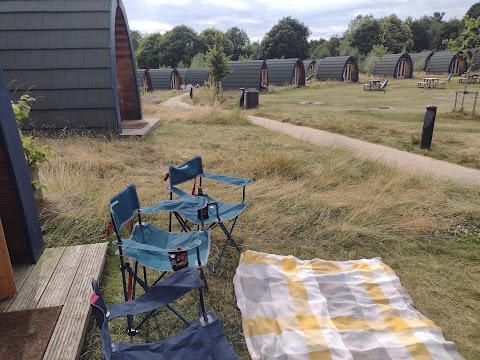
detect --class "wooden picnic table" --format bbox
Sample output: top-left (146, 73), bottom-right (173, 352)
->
top-left (369, 79), bottom-right (381, 90)
top-left (422, 77), bottom-right (440, 88)
top-left (459, 73), bottom-right (480, 84)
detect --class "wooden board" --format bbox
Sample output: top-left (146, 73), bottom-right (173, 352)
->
top-left (0, 219), bottom-right (16, 299)
top-left (0, 263), bottom-right (34, 311)
top-left (8, 247), bottom-right (65, 312)
top-left (43, 242), bottom-right (108, 360)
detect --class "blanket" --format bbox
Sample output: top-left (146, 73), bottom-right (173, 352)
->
top-left (233, 250), bottom-right (464, 360)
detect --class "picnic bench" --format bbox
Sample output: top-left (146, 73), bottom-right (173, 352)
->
top-left (417, 77), bottom-right (446, 89)
top-left (363, 79), bottom-right (382, 91)
top-left (459, 73), bottom-right (480, 84)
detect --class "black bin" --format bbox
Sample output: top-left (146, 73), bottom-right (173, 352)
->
top-left (245, 88), bottom-right (259, 109)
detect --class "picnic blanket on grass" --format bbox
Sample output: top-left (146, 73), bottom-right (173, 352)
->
top-left (233, 251), bottom-right (464, 360)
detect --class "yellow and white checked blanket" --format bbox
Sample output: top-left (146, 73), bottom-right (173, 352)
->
top-left (233, 251), bottom-right (464, 360)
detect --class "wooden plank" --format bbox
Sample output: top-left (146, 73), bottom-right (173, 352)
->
top-left (8, 247), bottom-right (65, 312)
top-left (43, 242), bottom-right (108, 360)
top-left (0, 263), bottom-right (33, 311)
top-left (37, 245), bottom-right (84, 308)
top-left (0, 219), bottom-right (16, 299)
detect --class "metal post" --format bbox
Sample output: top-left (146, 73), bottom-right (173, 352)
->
top-left (420, 106), bottom-right (437, 150)
top-left (473, 92), bottom-right (478, 116)
top-left (454, 92), bottom-right (458, 112)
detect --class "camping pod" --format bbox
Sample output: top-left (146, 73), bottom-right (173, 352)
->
top-left (0, 0), bottom-right (143, 133)
top-left (267, 59), bottom-right (306, 86)
top-left (428, 51), bottom-right (471, 75)
top-left (177, 68), bottom-right (188, 86)
top-left (149, 69), bottom-right (182, 90)
top-left (222, 60), bottom-right (268, 90)
top-left (0, 68), bottom-right (43, 264)
top-left (185, 68), bottom-right (210, 86)
top-left (316, 56), bottom-right (359, 82)
top-left (410, 51), bottom-right (435, 71)
top-left (136, 69), bottom-right (153, 92)
top-left (305, 60), bottom-right (317, 76)
top-left (373, 53), bottom-right (413, 78)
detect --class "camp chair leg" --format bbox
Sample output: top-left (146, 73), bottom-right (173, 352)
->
top-left (213, 236), bottom-right (230, 273)
top-left (150, 271), bottom-right (168, 288)
top-left (143, 266), bottom-right (148, 286)
top-left (174, 212), bottom-right (191, 232)
top-left (199, 267), bottom-right (209, 291)
top-left (220, 222), bottom-right (241, 252)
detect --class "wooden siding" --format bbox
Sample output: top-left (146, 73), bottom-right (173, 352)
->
top-left (115, 7), bottom-right (141, 120)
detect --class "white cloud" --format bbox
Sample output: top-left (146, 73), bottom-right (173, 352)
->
top-left (129, 20), bottom-right (173, 34)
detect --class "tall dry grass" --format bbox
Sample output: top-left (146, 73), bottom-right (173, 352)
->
top-left (38, 101), bottom-right (480, 359)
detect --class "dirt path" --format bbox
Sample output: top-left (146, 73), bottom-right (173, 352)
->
top-left (162, 92), bottom-right (192, 109)
top-left (163, 94), bottom-right (480, 185)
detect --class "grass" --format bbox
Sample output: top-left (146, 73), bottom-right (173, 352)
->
top-left (185, 76), bottom-right (480, 170)
top-left (37, 99), bottom-right (480, 359)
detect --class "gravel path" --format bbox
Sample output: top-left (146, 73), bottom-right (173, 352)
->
top-left (163, 94), bottom-right (480, 185)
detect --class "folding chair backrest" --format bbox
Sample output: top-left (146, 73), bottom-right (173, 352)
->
top-left (90, 279), bottom-right (113, 360)
top-left (109, 184), bottom-right (141, 232)
top-left (169, 156), bottom-right (203, 187)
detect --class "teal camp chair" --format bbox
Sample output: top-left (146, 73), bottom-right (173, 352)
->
top-left (167, 156), bottom-right (252, 272)
top-left (109, 184), bottom-right (211, 335)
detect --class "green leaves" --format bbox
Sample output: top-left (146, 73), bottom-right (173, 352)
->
top-left (10, 92), bottom-right (51, 190)
top-left (205, 33), bottom-right (231, 94)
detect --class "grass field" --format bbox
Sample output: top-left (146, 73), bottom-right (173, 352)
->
top-left (37, 94), bottom-right (480, 359)
top-left (186, 76), bottom-right (480, 170)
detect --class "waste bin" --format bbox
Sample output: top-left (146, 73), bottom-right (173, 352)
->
top-left (245, 88), bottom-right (259, 109)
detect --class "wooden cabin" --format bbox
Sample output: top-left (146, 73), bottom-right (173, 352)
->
top-left (222, 60), bottom-right (269, 90)
top-left (136, 69), bottom-right (153, 92)
top-left (316, 56), bottom-right (359, 82)
top-left (267, 59), bottom-right (306, 86)
top-left (373, 53), bottom-right (413, 78)
top-left (428, 51), bottom-right (471, 75)
top-left (149, 69), bottom-right (182, 90)
top-left (0, 68), bottom-right (43, 266)
top-left (0, 0), bottom-right (143, 134)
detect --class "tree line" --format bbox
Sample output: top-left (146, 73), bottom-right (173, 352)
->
top-left (132, 2), bottom-right (480, 69)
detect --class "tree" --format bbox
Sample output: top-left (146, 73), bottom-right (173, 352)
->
top-left (349, 17), bottom-right (381, 55)
top-left (261, 17), bottom-right (311, 59)
top-left (205, 33), bottom-right (231, 94)
top-left (199, 28), bottom-right (234, 56)
top-left (135, 33), bottom-right (162, 69)
top-left (380, 14), bottom-right (414, 53)
top-left (158, 25), bottom-right (201, 68)
top-left (327, 36), bottom-right (341, 56)
top-left (407, 15), bottom-right (434, 52)
top-left (310, 41), bottom-right (330, 59)
top-left (225, 27), bottom-right (250, 61)
top-left (445, 15), bottom-right (480, 110)
top-left (467, 2), bottom-right (480, 18)
top-left (130, 30), bottom-right (143, 52)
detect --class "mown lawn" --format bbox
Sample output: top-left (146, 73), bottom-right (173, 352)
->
top-left (37, 101), bottom-right (480, 359)
top-left (186, 76), bottom-right (480, 170)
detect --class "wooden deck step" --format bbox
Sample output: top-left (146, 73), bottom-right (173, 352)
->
top-left (43, 242), bottom-right (108, 360)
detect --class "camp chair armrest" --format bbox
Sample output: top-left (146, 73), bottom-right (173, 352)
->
top-left (201, 172), bottom-right (252, 187)
top-left (139, 198), bottom-right (207, 214)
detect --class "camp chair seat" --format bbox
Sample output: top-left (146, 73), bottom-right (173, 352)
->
top-left (114, 222), bottom-right (210, 271)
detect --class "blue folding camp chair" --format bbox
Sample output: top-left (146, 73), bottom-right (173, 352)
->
top-left (109, 184), bottom-right (211, 335)
top-left (166, 156), bottom-right (252, 272)
top-left (90, 269), bottom-right (239, 360)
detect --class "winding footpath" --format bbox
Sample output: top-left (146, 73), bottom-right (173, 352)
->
top-left (163, 93), bottom-right (480, 186)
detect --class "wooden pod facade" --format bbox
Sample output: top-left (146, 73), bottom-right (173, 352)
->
top-left (428, 51), bottom-right (471, 75)
top-left (222, 60), bottom-right (268, 90)
top-left (316, 56), bottom-right (359, 82)
top-left (0, 68), bottom-right (43, 264)
top-left (149, 69), bottom-right (182, 90)
top-left (136, 69), bottom-right (153, 92)
top-left (373, 53), bottom-right (413, 78)
top-left (0, 0), bottom-right (142, 133)
top-left (267, 59), bottom-right (306, 86)
top-left (305, 60), bottom-right (317, 76)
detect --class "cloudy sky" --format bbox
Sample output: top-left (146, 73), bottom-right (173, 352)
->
top-left (123, 0), bottom-right (478, 41)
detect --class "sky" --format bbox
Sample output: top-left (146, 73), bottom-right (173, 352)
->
top-left (123, 0), bottom-right (478, 41)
